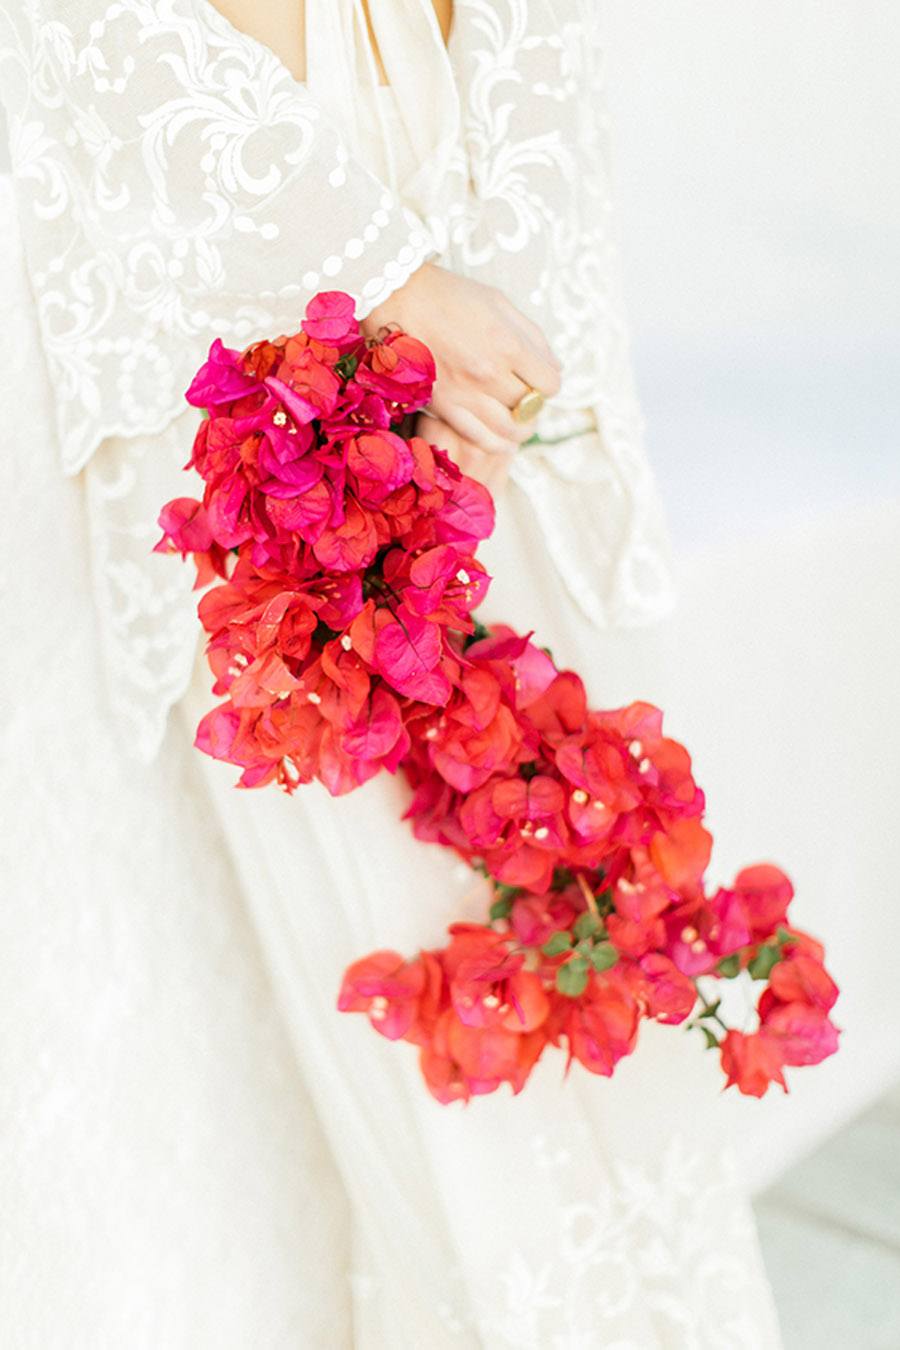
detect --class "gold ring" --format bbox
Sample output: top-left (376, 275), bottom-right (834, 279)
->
top-left (511, 386), bottom-right (545, 423)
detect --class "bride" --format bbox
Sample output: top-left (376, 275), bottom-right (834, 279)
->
top-left (0, 0), bottom-right (784, 1344)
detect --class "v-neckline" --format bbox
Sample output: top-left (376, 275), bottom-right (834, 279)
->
top-left (191, 0), bottom-right (462, 99)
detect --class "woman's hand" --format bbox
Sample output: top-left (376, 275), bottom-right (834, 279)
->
top-left (361, 262), bottom-right (560, 472)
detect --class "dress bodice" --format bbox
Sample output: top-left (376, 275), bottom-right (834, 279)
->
top-left (0, 0), bottom-right (675, 760)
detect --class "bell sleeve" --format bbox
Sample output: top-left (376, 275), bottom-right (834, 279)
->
top-left (0, 0), bottom-right (439, 474)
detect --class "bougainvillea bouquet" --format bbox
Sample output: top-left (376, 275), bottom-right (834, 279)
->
top-left (155, 290), bottom-right (840, 1105)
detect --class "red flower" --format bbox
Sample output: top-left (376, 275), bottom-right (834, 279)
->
top-left (354, 330), bottom-right (435, 412)
top-left (346, 430), bottom-right (415, 504)
top-left (161, 289), bottom-right (837, 1107)
top-left (420, 1008), bottom-right (548, 1103)
top-left (720, 1030), bottom-right (788, 1098)
top-left (460, 773), bottom-right (568, 891)
top-left (731, 864), bottom-right (794, 941)
top-left (419, 668), bottom-right (523, 792)
top-left (606, 855), bottom-right (674, 958)
top-left (443, 925), bottom-right (550, 1033)
top-left (767, 952), bottom-right (839, 1012)
top-left (648, 817), bottom-right (713, 890)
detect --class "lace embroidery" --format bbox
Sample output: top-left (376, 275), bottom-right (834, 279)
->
top-left (0, 0), bottom-right (675, 762)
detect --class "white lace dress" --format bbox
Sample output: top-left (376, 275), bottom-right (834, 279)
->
top-left (0, 2), bottom-right (783, 1345)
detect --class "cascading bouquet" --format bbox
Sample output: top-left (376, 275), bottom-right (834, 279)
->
top-left (156, 291), bottom-right (840, 1104)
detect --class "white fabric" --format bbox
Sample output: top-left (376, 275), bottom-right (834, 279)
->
top-left (0, 176), bottom-right (354, 1349)
top-left (0, 3), bottom-right (784, 1345)
top-left (0, 0), bottom-right (673, 760)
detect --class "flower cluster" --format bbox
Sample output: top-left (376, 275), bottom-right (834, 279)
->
top-left (158, 291), bottom-right (840, 1104)
top-left (155, 291), bottom-right (493, 796)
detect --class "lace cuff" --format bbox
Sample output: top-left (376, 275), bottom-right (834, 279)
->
top-left (0, 0), bottom-right (439, 475)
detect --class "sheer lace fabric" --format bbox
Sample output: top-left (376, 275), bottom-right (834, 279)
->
top-left (1, 0), bottom-right (673, 760)
top-left (0, 175), bottom-right (354, 1347)
top-left (0, 4), bottom-right (784, 1345)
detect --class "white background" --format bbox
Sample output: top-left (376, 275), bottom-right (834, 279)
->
top-left (604, 0), bottom-right (900, 542)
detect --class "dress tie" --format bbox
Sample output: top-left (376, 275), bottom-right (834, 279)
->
top-left (305, 0), bottom-right (460, 217)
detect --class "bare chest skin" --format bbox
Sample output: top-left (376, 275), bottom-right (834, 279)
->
top-left (207, 0), bottom-right (453, 85)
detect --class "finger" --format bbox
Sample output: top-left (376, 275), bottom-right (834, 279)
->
top-left (454, 441), bottom-right (511, 493)
top-left (508, 338), bottom-right (563, 401)
top-left (466, 390), bottom-right (534, 444)
top-left (415, 412), bottom-right (462, 457)
top-left (494, 293), bottom-right (563, 372)
top-left (430, 393), bottom-right (519, 457)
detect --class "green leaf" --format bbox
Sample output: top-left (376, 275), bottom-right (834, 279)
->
top-left (464, 619), bottom-right (491, 647)
top-left (697, 999), bottom-right (722, 1020)
top-left (489, 896), bottom-right (513, 922)
top-left (542, 931), bottom-right (573, 957)
top-left (775, 926), bottom-right (794, 945)
top-left (748, 944), bottom-right (783, 981)
top-left (573, 911), bottom-right (601, 941)
top-left (595, 888), bottom-right (615, 915)
top-left (334, 352), bottom-right (359, 379)
top-left (716, 954), bottom-right (741, 978)
top-left (589, 942), bottom-right (619, 973)
top-left (556, 955), bottom-right (590, 997)
top-left (698, 1025), bottom-right (721, 1051)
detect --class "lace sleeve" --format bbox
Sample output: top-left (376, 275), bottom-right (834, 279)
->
top-left (0, 0), bottom-right (439, 475)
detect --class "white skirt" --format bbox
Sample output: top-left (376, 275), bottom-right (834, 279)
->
top-left (178, 461), bottom-right (784, 1349)
top-left (2, 169), bottom-right (783, 1345)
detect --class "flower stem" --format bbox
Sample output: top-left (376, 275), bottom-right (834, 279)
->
top-left (694, 983), bottom-right (730, 1034)
top-left (575, 872), bottom-right (600, 919)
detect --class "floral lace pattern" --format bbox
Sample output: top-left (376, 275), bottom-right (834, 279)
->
top-left (341, 1130), bottom-right (782, 1348)
top-left (0, 0), bottom-right (674, 760)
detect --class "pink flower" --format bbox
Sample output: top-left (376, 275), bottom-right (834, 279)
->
top-left (372, 604), bottom-right (451, 704)
top-left (337, 950), bottom-right (441, 1042)
top-left (461, 631), bottom-right (558, 723)
top-left (186, 338), bottom-right (259, 408)
top-left (564, 973), bottom-right (640, 1077)
top-left (759, 1001), bottom-right (840, 1066)
top-left (432, 469), bottom-right (495, 547)
top-left (628, 954), bottom-right (697, 1025)
top-left (388, 545), bottom-right (491, 628)
top-left (301, 290), bottom-right (361, 346)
